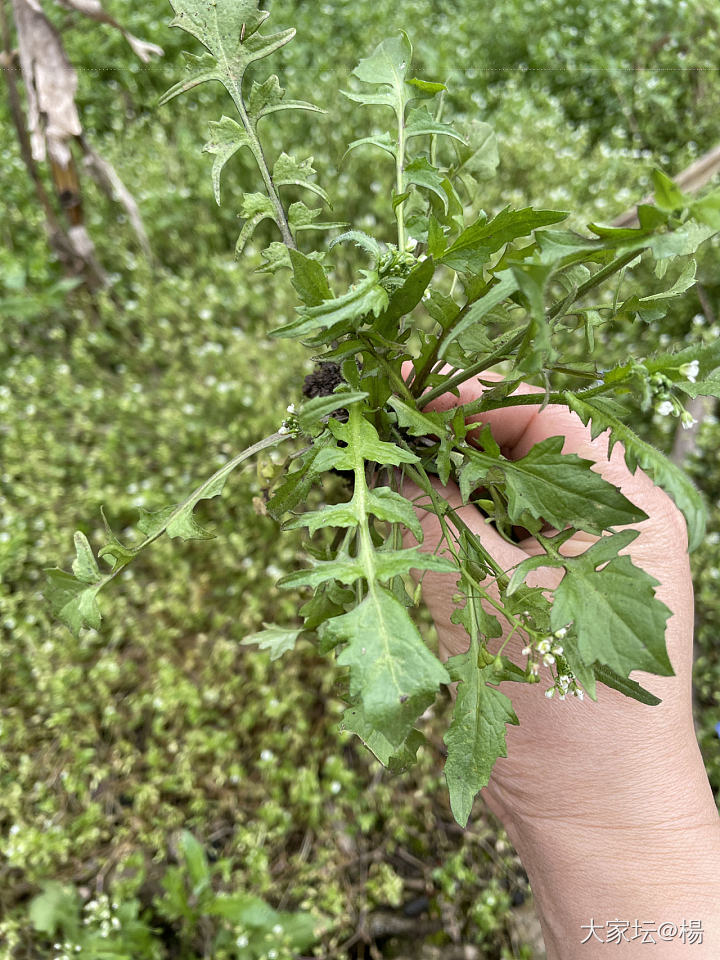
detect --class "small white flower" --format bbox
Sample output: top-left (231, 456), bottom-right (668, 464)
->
top-left (574, 689), bottom-right (584, 700)
top-left (554, 627), bottom-right (567, 639)
top-left (272, 924), bottom-right (284, 935)
top-left (260, 749), bottom-right (274, 762)
top-left (329, 780), bottom-right (341, 794)
top-left (551, 644), bottom-right (564, 656)
top-left (680, 359), bottom-right (699, 383)
top-left (544, 688), bottom-right (555, 699)
top-left (656, 399), bottom-right (674, 417)
top-left (530, 662), bottom-right (540, 675)
top-left (286, 403), bottom-right (296, 414)
top-left (405, 237), bottom-right (418, 251)
top-left (681, 410), bottom-right (697, 430)
top-left (278, 425), bottom-right (289, 435)
top-left (537, 639), bottom-right (551, 654)
top-left (236, 934), bottom-right (249, 948)
top-left (558, 693), bottom-right (566, 701)
top-left (543, 653), bottom-right (556, 666)
top-left (521, 645), bottom-right (532, 656)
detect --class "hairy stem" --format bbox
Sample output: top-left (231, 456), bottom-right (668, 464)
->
top-left (229, 86), bottom-right (296, 249)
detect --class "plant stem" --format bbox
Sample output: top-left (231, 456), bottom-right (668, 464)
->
top-left (396, 100), bottom-right (407, 250)
top-left (99, 431), bottom-right (294, 589)
top-left (229, 86), bottom-right (296, 249)
top-left (416, 248), bottom-right (642, 409)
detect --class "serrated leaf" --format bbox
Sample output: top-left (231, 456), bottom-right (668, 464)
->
top-left (441, 206), bottom-right (569, 273)
top-left (376, 257), bottom-right (435, 330)
top-left (247, 74), bottom-right (323, 123)
top-left (328, 230), bottom-right (382, 266)
top-left (240, 623), bottom-right (302, 660)
top-left (551, 531), bottom-right (673, 679)
top-left (342, 132), bottom-right (398, 163)
top-left (44, 569), bottom-right (103, 636)
top-left (166, 1), bottom-right (295, 103)
top-left (366, 487), bottom-right (424, 542)
top-left (322, 584), bottom-right (450, 747)
top-left (352, 31), bottom-right (412, 88)
top-left (297, 389), bottom-right (368, 433)
top-left (404, 157), bottom-right (448, 210)
top-left (158, 51), bottom-right (222, 105)
top-left (271, 270), bottom-right (388, 340)
top-left (278, 555), bottom-right (365, 590)
top-left (329, 413), bottom-right (420, 467)
top-left (387, 395), bottom-right (444, 437)
top-left (203, 116), bottom-right (252, 205)
top-left (460, 435), bottom-right (648, 534)
top-left (443, 638), bottom-right (519, 827)
top-left (405, 105), bottom-right (466, 144)
top-left (341, 703), bottom-right (426, 772)
top-left (258, 241), bottom-right (291, 274)
top-left (565, 393), bottom-right (706, 551)
top-left (273, 153), bottom-right (330, 206)
top-left (373, 546), bottom-right (456, 580)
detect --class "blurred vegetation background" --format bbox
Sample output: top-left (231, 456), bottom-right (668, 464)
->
top-left (1, 0), bottom-right (719, 957)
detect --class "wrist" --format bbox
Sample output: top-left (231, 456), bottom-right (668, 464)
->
top-left (488, 744), bottom-right (720, 959)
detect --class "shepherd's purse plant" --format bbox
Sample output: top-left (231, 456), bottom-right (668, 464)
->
top-left (46, 0), bottom-right (720, 827)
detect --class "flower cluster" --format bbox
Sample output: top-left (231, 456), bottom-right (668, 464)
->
top-left (278, 403), bottom-right (300, 436)
top-left (650, 366), bottom-right (698, 429)
top-left (521, 626), bottom-right (585, 700)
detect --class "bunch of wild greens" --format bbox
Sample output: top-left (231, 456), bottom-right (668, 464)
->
top-left (47, 0), bottom-right (720, 827)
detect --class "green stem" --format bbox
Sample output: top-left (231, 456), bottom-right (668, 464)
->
top-left (417, 249), bottom-right (641, 409)
top-left (229, 85), bottom-right (296, 249)
top-left (100, 431), bottom-right (293, 589)
top-left (396, 103), bottom-right (407, 250)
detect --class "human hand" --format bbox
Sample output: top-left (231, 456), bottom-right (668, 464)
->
top-left (401, 368), bottom-right (720, 958)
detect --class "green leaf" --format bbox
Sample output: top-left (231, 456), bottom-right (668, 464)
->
top-left (376, 257), bottom-right (435, 329)
top-left (203, 115), bottom-right (252, 205)
top-left (247, 74), bottom-right (324, 123)
top-left (328, 412), bottom-right (420, 467)
top-left (367, 487), bottom-right (424, 541)
top-left (297, 389), bottom-right (368, 434)
top-left (288, 248), bottom-right (332, 306)
top-left (236, 193), bottom-right (277, 255)
top-left (512, 260), bottom-right (557, 374)
top-left (352, 31), bottom-right (412, 88)
top-left (178, 831), bottom-right (211, 896)
top-left (71, 531), bottom-right (101, 584)
top-left (373, 547), bottom-right (456, 580)
top-left (273, 152), bottom-right (330, 206)
top-left (438, 270), bottom-right (518, 358)
top-left (404, 157), bottom-right (448, 210)
top-left (322, 584), bottom-right (450, 747)
top-left (452, 119), bottom-right (499, 181)
top-left (341, 703), bottom-right (426, 772)
top-left (441, 207), bottom-right (569, 273)
top-left (278, 555), bottom-right (365, 590)
top-left (328, 230), bottom-right (382, 267)
top-left (387, 395), bottom-right (444, 437)
top-left (29, 882), bottom-right (80, 938)
top-left (405, 105), bottom-right (466, 143)
top-left (593, 663), bottom-right (662, 706)
top-left (240, 623), bottom-right (302, 660)
top-left (271, 270), bottom-right (389, 340)
top-left (166, 0), bottom-right (295, 104)
top-left (342, 132), bottom-right (398, 163)
top-left (551, 531), bottom-right (673, 680)
top-left (443, 638), bottom-right (519, 827)
top-left (565, 393), bottom-right (706, 552)
top-left (44, 569), bottom-right (103, 636)
top-left (652, 169), bottom-right (686, 212)
top-left (462, 435), bottom-right (647, 534)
